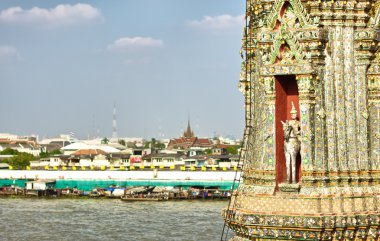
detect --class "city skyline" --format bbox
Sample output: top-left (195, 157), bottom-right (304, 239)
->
top-left (0, 0), bottom-right (246, 139)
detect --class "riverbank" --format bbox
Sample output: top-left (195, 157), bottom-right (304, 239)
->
top-left (0, 185), bottom-right (232, 201)
top-left (0, 170), bottom-right (239, 200)
top-left (0, 170), bottom-right (240, 181)
top-left (0, 170), bottom-right (240, 189)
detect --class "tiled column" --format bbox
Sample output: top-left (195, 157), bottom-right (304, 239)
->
top-left (313, 70), bottom-right (327, 171)
top-left (297, 74), bottom-right (316, 171)
top-left (333, 26), bottom-right (348, 171)
top-left (324, 29), bottom-right (338, 171)
top-left (263, 76), bottom-right (276, 171)
top-left (343, 26), bottom-right (358, 171)
top-left (368, 67), bottom-right (380, 170)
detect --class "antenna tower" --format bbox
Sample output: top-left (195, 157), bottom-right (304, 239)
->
top-left (112, 102), bottom-right (117, 139)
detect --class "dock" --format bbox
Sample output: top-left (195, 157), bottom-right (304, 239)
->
top-left (0, 170), bottom-right (240, 199)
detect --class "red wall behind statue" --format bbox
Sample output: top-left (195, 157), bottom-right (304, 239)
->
top-left (275, 75), bottom-right (301, 187)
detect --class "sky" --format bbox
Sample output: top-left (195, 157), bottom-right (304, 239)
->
top-left (0, 0), bottom-right (246, 140)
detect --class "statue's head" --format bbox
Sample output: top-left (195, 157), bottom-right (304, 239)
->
top-left (290, 101), bottom-right (297, 120)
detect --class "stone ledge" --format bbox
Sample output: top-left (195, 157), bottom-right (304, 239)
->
top-left (278, 182), bottom-right (301, 193)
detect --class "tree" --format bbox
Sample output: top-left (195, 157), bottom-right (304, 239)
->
top-left (0, 148), bottom-right (19, 155)
top-left (39, 149), bottom-right (62, 158)
top-left (226, 146), bottom-right (239, 155)
top-left (118, 139), bottom-right (126, 146)
top-left (101, 137), bottom-right (109, 144)
top-left (39, 151), bottom-right (50, 158)
top-left (155, 142), bottom-right (166, 149)
top-left (51, 149), bottom-right (62, 155)
top-left (1, 152), bottom-right (36, 169)
top-left (144, 138), bottom-right (165, 149)
top-left (144, 141), bottom-right (150, 148)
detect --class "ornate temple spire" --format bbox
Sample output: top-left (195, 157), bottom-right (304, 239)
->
top-left (222, 1), bottom-right (380, 240)
top-left (183, 118), bottom-right (195, 138)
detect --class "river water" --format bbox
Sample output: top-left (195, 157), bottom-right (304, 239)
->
top-left (0, 198), bottom-right (234, 241)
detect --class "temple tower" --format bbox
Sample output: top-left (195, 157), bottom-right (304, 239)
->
top-left (183, 118), bottom-right (195, 138)
top-left (223, 0), bottom-right (380, 240)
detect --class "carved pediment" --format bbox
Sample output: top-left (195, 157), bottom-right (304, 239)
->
top-left (265, 0), bottom-right (316, 30)
top-left (261, 0), bottom-right (316, 66)
top-left (266, 25), bottom-right (305, 65)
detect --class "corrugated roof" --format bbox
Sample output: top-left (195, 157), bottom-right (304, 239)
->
top-left (71, 149), bottom-right (107, 156)
top-left (62, 142), bottom-right (120, 153)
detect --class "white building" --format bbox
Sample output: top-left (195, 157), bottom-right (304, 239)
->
top-left (142, 153), bottom-right (184, 167)
top-left (61, 142), bottom-right (120, 155)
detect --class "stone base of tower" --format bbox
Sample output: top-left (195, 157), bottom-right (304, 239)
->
top-left (223, 171), bottom-right (380, 240)
top-left (224, 196), bottom-right (380, 240)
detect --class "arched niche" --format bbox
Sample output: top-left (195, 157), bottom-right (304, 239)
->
top-left (275, 75), bottom-right (302, 186)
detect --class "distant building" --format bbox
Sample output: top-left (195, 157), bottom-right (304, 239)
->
top-left (0, 134), bottom-right (41, 156)
top-left (182, 154), bottom-right (239, 168)
top-left (61, 142), bottom-right (120, 155)
top-left (0, 163), bottom-right (10, 169)
top-left (70, 149), bottom-right (108, 167)
top-left (39, 134), bottom-right (75, 152)
top-left (167, 120), bottom-right (213, 150)
top-left (32, 150), bottom-right (131, 169)
top-left (142, 153), bottom-right (184, 167)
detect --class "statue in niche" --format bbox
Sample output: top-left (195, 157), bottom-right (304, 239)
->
top-left (281, 102), bottom-right (301, 184)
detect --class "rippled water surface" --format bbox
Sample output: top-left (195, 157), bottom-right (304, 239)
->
top-left (0, 198), bottom-right (231, 241)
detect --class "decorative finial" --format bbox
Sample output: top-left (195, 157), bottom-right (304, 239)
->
top-left (290, 101), bottom-right (297, 114)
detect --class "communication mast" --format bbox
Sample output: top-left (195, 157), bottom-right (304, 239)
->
top-left (112, 102), bottom-right (117, 139)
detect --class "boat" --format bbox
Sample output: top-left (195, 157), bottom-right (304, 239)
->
top-left (104, 187), bottom-right (126, 198)
top-left (120, 193), bottom-right (169, 201)
top-left (88, 188), bottom-right (105, 197)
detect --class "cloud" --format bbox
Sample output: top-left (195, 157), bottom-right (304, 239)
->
top-left (107, 37), bottom-right (164, 51)
top-left (0, 4), bottom-right (101, 27)
top-left (0, 45), bottom-right (19, 58)
top-left (187, 14), bottom-right (244, 32)
top-left (105, 37), bottom-right (163, 65)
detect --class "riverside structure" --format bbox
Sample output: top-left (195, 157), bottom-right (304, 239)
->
top-left (222, 0), bottom-right (380, 240)
top-left (0, 170), bottom-right (240, 191)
